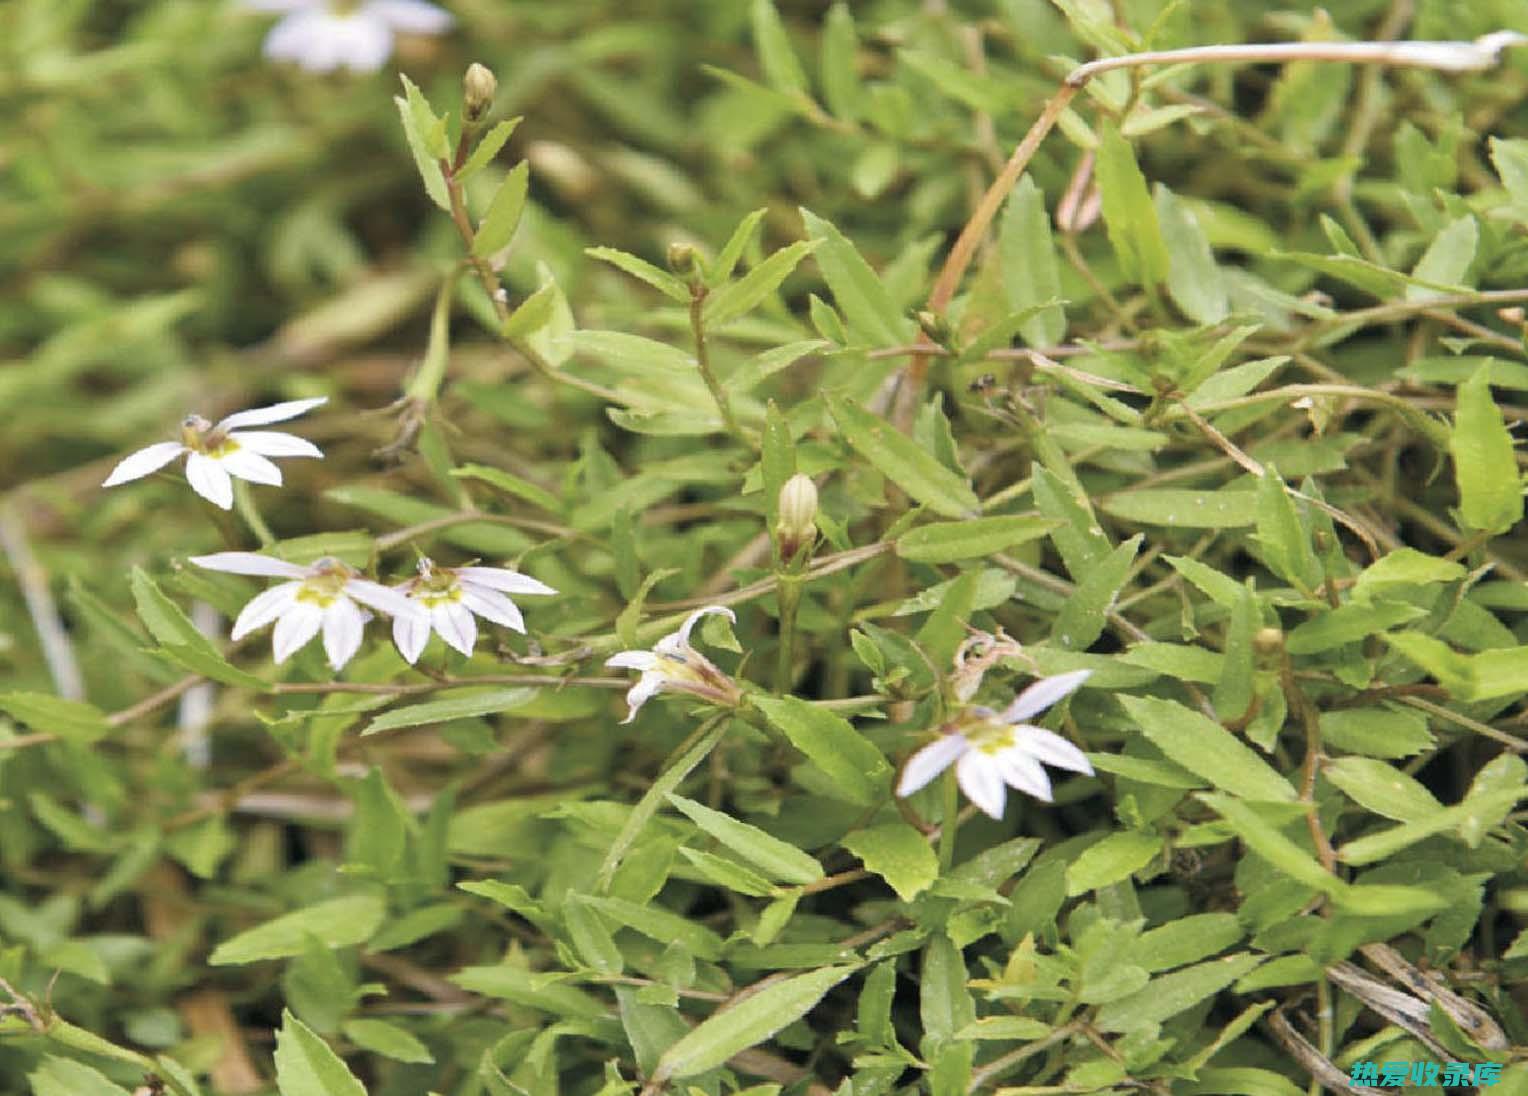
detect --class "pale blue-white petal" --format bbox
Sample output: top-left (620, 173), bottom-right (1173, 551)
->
top-left (190, 552), bottom-right (307, 579)
top-left (219, 446), bottom-right (283, 487)
top-left (272, 602), bottom-right (323, 662)
top-left (458, 567), bottom-right (556, 597)
top-left (230, 430), bottom-right (323, 459)
top-left (999, 669), bottom-right (1092, 724)
top-left (896, 734), bottom-right (969, 798)
top-left (1015, 725), bottom-right (1094, 775)
top-left (230, 582), bottom-right (302, 640)
top-left (185, 452), bottom-right (234, 509)
top-left (393, 611), bottom-right (430, 665)
top-left (102, 442), bottom-right (185, 487)
top-left (322, 598), bottom-right (367, 670)
top-left (956, 749), bottom-right (1008, 819)
top-left (606, 650), bottom-right (658, 671)
top-left (433, 601), bottom-right (477, 657)
top-left (216, 397), bottom-right (327, 431)
top-left (993, 747), bottom-right (1053, 803)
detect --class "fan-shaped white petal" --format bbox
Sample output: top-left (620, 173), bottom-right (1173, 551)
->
top-left (230, 430), bottom-right (323, 459)
top-left (216, 397), bottom-right (327, 431)
top-left (956, 750), bottom-right (1008, 820)
top-left (457, 567), bottom-right (557, 597)
top-left (185, 453), bottom-right (234, 509)
top-left (219, 447), bottom-right (284, 487)
top-left (433, 602), bottom-right (478, 657)
top-left (896, 734), bottom-right (969, 797)
top-left (272, 602), bottom-right (323, 662)
top-left (231, 582), bottom-right (302, 640)
top-left (322, 598), bottom-right (366, 670)
top-left (190, 552), bottom-right (307, 578)
top-left (102, 442), bottom-right (185, 487)
top-left (999, 669), bottom-right (1091, 724)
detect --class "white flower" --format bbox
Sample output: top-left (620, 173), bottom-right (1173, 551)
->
top-left (605, 605), bottom-right (742, 724)
top-left (190, 552), bottom-right (426, 671)
top-left (103, 397), bottom-right (327, 511)
top-left (242, 0), bottom-right (454, 74)
top-left (391, 557), bottom-right (557, 664)
top-left (896, 670), bottom-right (1094, 819)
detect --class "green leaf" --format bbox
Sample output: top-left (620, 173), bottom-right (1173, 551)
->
top-left (653, 966), bottom-right (854, 1082)
top-left (1284, 601), bottom-right (1425, 655)
top-left (819, 3), bottom-right (862, 122)
top-left (1094, 953), bottom-right (1264, 1032)
top-left (457, 116), bottom-right (521, 181)
top-left (1254, 468), bottom-right (1321, 590)
top-left (1318, 705), bottom-right (1434, 759)
top-left (1451, 364), bottom-right (1524, 534)
top-left (1095, 122), bottom-right (1170, 286)
top-left (1051, 534), bottom-right (1140, 652)
top-left (1212, 583), bottom-right (1256, 721)
top-left (1338, 785), bottom-right (1528, 865)
top-left (450, 964), bottom-right (607, 1019)
top-left (581, 894), bottom-right (725, 961)
top-left (598, 719), bottom-right (727, 891)
top-left (394, 78), bottom-right (449, 211)
top-left (362, 688), bottom-right (535, 736)
top-left (1490, 136), bottom-right (1528, 208)
top-left (896, 515), bottom-right (1057, 563)
top-left (30, 791), bottom-right (117, 852)
top-left (1407, 215), bottom-right (1476, 301)
top-left (710, 208), bottom-right (768, 285)
top-left (1099, 488), bottom-right (1257, 528)
top-left (1324, 757), bottom-right (1442, 823)
top-left (1120, 696), bottom-right (1296, 802)
top-left (703, 240), bottom-right (817, 327)
top-left (1351, 548), bottom-right (1465, 602)
top-left (1156, 184), bottom-right (1227, 323)
top-left (0, 692), bottom-right (108, 743)
top-left (800, 209), bottom-right (911, 347)
top-left (1000, 174), bottom-right (1066, 346)
top-left (451, 463), bottom-right (563, 515)
top-left (1199, 793), bottom-right (1332, 893)
top-left (586, 246), bottom-right (690, 303)
top-left (131, 567), bottom-right (264, 689)
top-left (919, 934), bottom-right (974, 1055)
top-left (208, 895), bottom-right (385, 965)
top-left (1132, 913), bottom-right (1244, 972)
top-left (750, 0), bottom-right (808, 96)
top-left (564, 893), bottom-right (624, 973)
top-left (841, 823), bottom-right (938, 901)
top-left (347, 767), bottom-right (408, 875)
top-left (1065, 831), bottom-right (1163, 895)
top-left (274, 1009), bottom-right (366, 1096)
top-left (341, 1018), bottom-right (434, 1064)
top-left (668, 794), bottom-right (823, 885)
top-left (472, 160), bottom-right (530, 257)
top-left (825, 392), bottom-right (978, 518)
top-left (500, 281), bottom-right (560, 340)
top-left (1033, 465), bottom-right (1111, 577)
top-left (28, 1057), bottom-right (133, 1096)
top-left (752, 694), bottom-right (892, 806)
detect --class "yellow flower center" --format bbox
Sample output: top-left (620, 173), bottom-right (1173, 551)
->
top-left (295, 558), bottom-right (354, 608)
top-left (179, 415), bottom-right (237, 457)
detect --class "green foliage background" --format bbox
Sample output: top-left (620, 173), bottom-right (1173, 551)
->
top-left (2, 0), bottom-right (1528, 1093)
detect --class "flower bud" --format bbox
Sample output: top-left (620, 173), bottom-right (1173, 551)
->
top-left (775, 473), bottom-right (818, 563)
top-left (463, 62), bottom-right (497, 122)
top-left (666, 241), bottom-right (699, 279)
top-left (1253, 626), bottom-right (1285, 658)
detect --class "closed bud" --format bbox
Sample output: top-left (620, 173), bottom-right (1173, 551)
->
top-left (666, 241), bottom-right (698, 277)
top-left (463, 62), bottom-right (497, 122)
top-left (1253, 626), bottom-right (1285, 658)
top-left (775, 473), bottom-right (818, 563)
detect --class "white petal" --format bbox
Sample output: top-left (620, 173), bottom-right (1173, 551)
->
top-left (363, 0), bottom-right (454, 33)
top-left (606, 650), bottom-right (659, 671)
top-left (674, 605), bottom-right (735, 648)
top-left (344, 578), bottom-right (423, 620)
top-left (322, 598), bottom-right (367, 671)
top-left (993, 748), bottom-right (1054, 803)
top-left (460, 586), bottom-right (524, 632)
top-left (621, 672), bottom-right (664, 724)
top-left (102, 442), bottom-right (185, 487)
top-left (1014, 726), bottom-right (1094, 776)
top-left (393, 611), bottom-right (430, 665)
top-left (230, 582), bottom-right (302, 640)
top-left (241, 0), bottom-right (314, 11)
top-left (229, 430), bottom-right (324, 459)
top-left (185, 452), bottom-right (234, 509)
top-left (1000, 669), bottom-right (1092, 724)
top-left (896, 734), bottom-right (969, 798)
top-left (216, 397), bottom-right (327, 431)
top-left (457, 567), bottom-right (557, 597)
top-left (190, 552), bottom-right (308, 578)
top-left (263, 11), bottom-right (322, 63)
top-left (328, 14), bottom-right (394, 72)
top-left (433, 602), bottom-right (477, 658)
top-left (272, 602), bottom-right (323, 662)
top-left (956, 750), bottom-right (1008, 820)
top-left (218, 447), bottom-right (284, 487)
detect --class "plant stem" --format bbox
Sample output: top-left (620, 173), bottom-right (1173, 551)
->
top-left (688, 285), bottom-right (750, 446)
top-left (938, 768), bottom-right (961, 872)
top-left (231, 479), bottom-right (274, 547)
top-left (774, 574), bottom-right (802, 693)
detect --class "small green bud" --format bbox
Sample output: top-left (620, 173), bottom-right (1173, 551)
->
top-left (666, 241), bottom-right (698, 276)
top-left (775, 473), bottom-right (818, 563)
top-left (463, 62), bottom-right (497, 122)
top-left (1253, 627), bottom-right (1285, 658)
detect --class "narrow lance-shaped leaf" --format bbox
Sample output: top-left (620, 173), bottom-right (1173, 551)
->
top-left (801, 209), bottom-right (911, 347)
top-left (274, 1009), bottom-right (367, 1096)
top-left (653, 967), bottom-right (854, 1081)
top-left (667, 793), bottom-right (824, 885)
top-left (472, 160), bottom-right (530, 258)
top-left (1001, 174), bottom-right (1066, 346)
top-left (1450, 364), bottom-right (1523, 534)
top-left (825, 393), bottom-right (978, 518)
top-left (819, 3), bottom-right (862, 122)
top-left (1155, 184), bottom-right (1227, 323)
top-left (1095, 122), bottom-right (1170, 286)
top-left (750, 0), bottom-right (809, 96)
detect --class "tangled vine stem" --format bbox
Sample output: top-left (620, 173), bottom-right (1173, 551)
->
top-left (894, 30), bottom-right (1528, 429)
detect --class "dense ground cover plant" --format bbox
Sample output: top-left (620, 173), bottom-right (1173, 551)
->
top-left (2, 1), bottom-right (1528, 1093)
